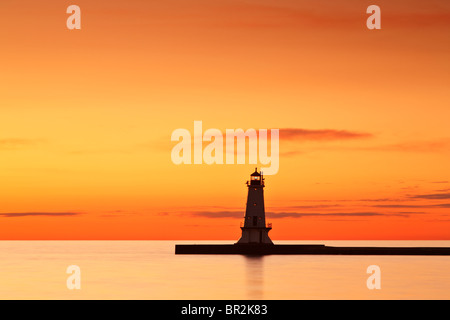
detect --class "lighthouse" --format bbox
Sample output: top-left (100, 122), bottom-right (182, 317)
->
top-left (236, 168), bottom-right (273, 245)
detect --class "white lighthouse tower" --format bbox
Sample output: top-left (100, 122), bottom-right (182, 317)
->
top-left (236, 168), bottom-right (273, 245)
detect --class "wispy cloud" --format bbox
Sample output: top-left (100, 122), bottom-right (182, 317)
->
top-left (274, 204), bottom-right (342, 210)
top-left (0, 212), bottom-right (82, 218)
top-left (410, 192), bottom-right (450, 200)
top-left (358, 198), bottom-right (406, 202)
top-left (266, 211), bottom-right (422, 219)
top-left (277, 128), bottom-right (373, 157)
top-left (280, 128), bottom-right (372, 142)
top-left (187, 210), bottom-right (422, 219)
top-left (189, 211), bottom-right (244, 219)
top-left (372, 203), bottom-right (450, 209)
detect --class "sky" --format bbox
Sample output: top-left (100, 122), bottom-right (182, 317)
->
top-left (0, 0), bottom-right (449, 239)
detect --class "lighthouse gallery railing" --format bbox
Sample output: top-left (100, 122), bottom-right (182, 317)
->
top-left (240, 221), bottom-right (272, 228)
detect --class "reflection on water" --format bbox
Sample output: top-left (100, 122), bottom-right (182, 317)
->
top-left (0, 240), bottom-right (449, 299)
top-left (244, 255), bottom-right (264, 299)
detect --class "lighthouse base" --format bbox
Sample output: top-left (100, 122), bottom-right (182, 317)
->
top-left (175, 244), bottom-right (450, 255)
top-left (236, 227), bottom-right (273, 245)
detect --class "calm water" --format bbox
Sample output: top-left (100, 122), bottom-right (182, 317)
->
top-left (0, 240), bottom-right (449, 299)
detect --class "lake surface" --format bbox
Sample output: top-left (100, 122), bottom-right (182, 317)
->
top-left (0, 240), bottom-right (449, 299)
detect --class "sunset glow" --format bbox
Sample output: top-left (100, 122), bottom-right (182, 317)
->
top-left (1, 0), bottom-right (450, 240)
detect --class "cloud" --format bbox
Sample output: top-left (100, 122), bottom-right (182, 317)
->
top-left (371, 204), bottom-right (426, 209)
top-left (187, 210), bottom-right (421, 219)
top-left (189, 211), bottom-right (244, 219)
top-left (277, 204), bottom-right (342, 210)
top-left (358, 198), bottom-right (405, 202)
top-left (164, 127), bottom-right (374, 159)
top-left (280, 128), bottom-right (373, 142)
top-left (266, 211), bottom-right (421, 218)
top-left (410, 193), bottom-right (450, 200)
top-left (372, 203), bottom-right (450, 209)
top-left (0, 212), bottom-right (82, 218)
top-left (267, 212), bottom-right (381, 218)
top-left (277, 128), bottom-right (373, 157)
top-left (171, 128), bottom-right (371, 143)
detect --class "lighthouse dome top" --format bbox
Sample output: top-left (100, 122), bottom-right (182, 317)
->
top-left (250, 168), bottom-right (261, 176)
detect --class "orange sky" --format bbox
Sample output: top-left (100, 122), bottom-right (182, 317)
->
top-left (0, 0), bottom-right (449, 239)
